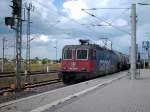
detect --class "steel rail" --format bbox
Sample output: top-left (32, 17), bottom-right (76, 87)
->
top-left (0, 71), bottom-right (59, 78)
top-left (0, 78), bottom-right (61, 95)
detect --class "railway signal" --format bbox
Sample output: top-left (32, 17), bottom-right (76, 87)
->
top-left (5, 0), bottom-right (23, 91)
top-left (11, 0), bottom-right (21, 16)
top-left (5, 17), bottom-right (15, 27)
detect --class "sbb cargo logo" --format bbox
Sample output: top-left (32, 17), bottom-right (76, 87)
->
top-left (98, 60), bottom-right (110, 71)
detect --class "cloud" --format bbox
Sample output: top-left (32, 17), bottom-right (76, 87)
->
top-left (59, 16), bottom-right (68, 23)
top-left (0, 0), bottom-right (150, 59)
top-left (114, 19), bottom-right (128, 27)
top-left (29, 34), bottom-right (79, 59)
top-left (32, 34), bottom-right (50, 42)
top-left (0, 0), bottom-right (11, 18)
top-left (63, 0), bottom-right (88, 20)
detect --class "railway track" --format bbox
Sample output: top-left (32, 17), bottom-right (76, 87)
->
top-left (0, 70), bottom-right (58, 78)
top-left (25, 79), bottom-right (61, 88)
top-left (0, 87), bottom-right (14, 95)
top-left (0, 71), bottom-right (60, 95)
top-left (0, 78), bottom-right (61, 95)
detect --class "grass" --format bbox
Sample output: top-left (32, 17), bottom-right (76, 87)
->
top-left (0, 73), bottom-right (59, 88)
top-left (0, 63), bottom-right (60, 89)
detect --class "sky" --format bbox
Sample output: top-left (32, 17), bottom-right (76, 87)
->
top-left (0, 0), bottom-right (150, 59)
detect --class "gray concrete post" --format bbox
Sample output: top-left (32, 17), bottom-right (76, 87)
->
top-left (130, 4), bottom-right (137, 80)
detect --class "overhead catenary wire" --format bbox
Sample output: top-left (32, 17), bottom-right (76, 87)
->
top-left (27, 5), bottom-right (110, 52)
top-left (82, 7), bottom-right (131, 50)
top-left (34, 0), bottom-right (132, 39)
top-left (107, 8), bottom-right (130, 25)
top-left (81, 8), bottom-right (130, 28)
top-left (28, 0), bottom-right (132, 45)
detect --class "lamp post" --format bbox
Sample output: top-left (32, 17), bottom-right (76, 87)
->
top-left (24, 36), bottom-right (38, 82)
top-left (1, 37), bottom-right (7, 72)
top-left (53, 40), bottom-right (58, 63)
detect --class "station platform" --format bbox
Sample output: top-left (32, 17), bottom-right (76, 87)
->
top-left (0, 69), bottom-right (149, 112)
top-left (47, 69), bottom-right (150, 112)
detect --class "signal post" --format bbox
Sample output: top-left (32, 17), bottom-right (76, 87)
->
top-left (5, 0), bottom-right (22, 90)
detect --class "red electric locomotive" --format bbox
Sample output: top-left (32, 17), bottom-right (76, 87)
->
top-left (59, 40), bottom-right (129, 84)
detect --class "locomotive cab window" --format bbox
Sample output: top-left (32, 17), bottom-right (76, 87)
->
top-left (76, 49), bottom-right (88, 60)
top-left (63, 49), bottom-right (72, 59)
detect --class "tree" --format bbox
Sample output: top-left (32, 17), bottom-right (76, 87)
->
top-left (31, 57), bottom-right (40, 64)
top-left (42, 58), bottom-right (48, 64)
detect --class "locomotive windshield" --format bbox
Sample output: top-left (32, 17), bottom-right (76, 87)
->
top-left (77, 49), bottom-right (88, 59)
top-left (63, 49), bottom-right (72, 59)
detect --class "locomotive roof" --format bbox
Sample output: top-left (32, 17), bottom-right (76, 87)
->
top-left (63, 44), bottom-right (128, 56)
top-left (63, 44), bottom-right (98, 49)
top-left (63, 44), bottom-right (129, 58)
top-left (63, 44), bottom-right (115, 53)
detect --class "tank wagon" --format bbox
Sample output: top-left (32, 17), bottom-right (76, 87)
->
top-left (59, 40), bottom-right (129, 84)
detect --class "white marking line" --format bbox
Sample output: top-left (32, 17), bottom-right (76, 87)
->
top-left (30, 74), bottom-right (125, 112)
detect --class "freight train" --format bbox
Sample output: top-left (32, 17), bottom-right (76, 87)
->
top-left (59, 40), bottom-right (129, 84)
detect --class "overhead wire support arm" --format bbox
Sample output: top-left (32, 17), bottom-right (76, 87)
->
top-left (82, 10), bottom-right (131, 35)
top-left (82, 8), bottom-right (130, 10)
